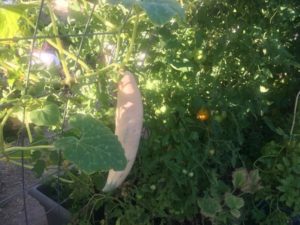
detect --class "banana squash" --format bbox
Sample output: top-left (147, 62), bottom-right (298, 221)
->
top-left (102, 71), bottom-right (143, 192)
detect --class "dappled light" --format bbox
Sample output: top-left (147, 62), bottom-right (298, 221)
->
top-left (0, 0), bottom-right (299, 224)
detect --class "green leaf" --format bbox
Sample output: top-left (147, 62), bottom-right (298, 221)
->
top-left (108, 0), bottom-right (136, 7)
top-left (230, 209), bottom-right (241, 218)
top-left (0, 4), bottom-right (35, 41)
top-left (0, 6), bottom-right (21, 40)
top-left (54, 114), bottom-right (127, 174)
top-left (140, 0), bottom-right (184, 25)
top-left (91, 172), bottom-right (108, 192)
top-left (248, 169), bottom-right (261, 185)
top-left (232, 168), bottom-right (247, 189)
top-left (32, 160), bottom-right (46, 177)
top-left (282, 157), bottom-right (290, 167)
top-left (107, 0), bottom-right (184, 25)
top-left (198, 196), bottom-right (222, 218)
top-left (29, 103), bottom-right (60, 126)
top-left (263, 117), bottom-right (288, 138)
top-left (241, 169), bottom-right (262, 193)
top-left (49, 151), bottom-right (59, 164)
top-left (224, 193), bottom-right (244, 210)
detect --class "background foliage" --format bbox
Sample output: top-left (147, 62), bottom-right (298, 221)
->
top-left (0, 0), bottom-right (300, 224)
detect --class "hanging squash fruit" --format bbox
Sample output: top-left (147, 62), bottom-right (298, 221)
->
top-left (103, 70), bottom-right (143, 192)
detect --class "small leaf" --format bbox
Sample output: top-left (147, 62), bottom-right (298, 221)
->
top-left (230, 209), bottom-right (241, 218)
top-left (232, 168), bottom-right (247, 189)
top-left (28, 82), bottom-right (45, 96)
top-left (224, 193), bottom-right (244, 210)
top-left (49, 151), bottom-right (59, 164)
top-left (275, 128), bottom-right (287, 137)
top-left (241, 169), bottom-right (262, 193)
top-left (198, 196), bottom-right (222, 218)
top-left (282, 157), bottom-right (290, 167)
top-left (248, 170), bottom-right (260, 185)
top-left (54, 114), bottom-right (127, 174)
top-left (32, 160), bottom-right (46, 177)
top-left (263, 118), bottom-right (288, 138)
top-left (31, 150), bottom-right (41, 161)
top-left (29, 103), bottom-right (60, 126)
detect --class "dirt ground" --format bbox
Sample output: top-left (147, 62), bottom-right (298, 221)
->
top-left (0, 161), bottom-right (48, 225)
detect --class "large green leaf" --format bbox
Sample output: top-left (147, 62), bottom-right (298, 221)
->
top-left (0, 6), bottom-right (22, 39)
top-left (0, 4), bottom-right (35, 40)
top-left (29, 103), bottom-right (60, 126)
top-left (108, 0), bottom-right (184, 25)
top-left (140, 0), bottom-right (184, 25)
top-left (54, 114), bottom-right (127, 174)
top-left (108, 0), bottom-right (136, 7)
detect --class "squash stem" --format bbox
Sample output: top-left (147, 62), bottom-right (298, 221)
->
top-left (4, 145), bottom-right (55, 152)
top-left (0, 158), bottom-right (33, 169)
top-left (25, 122), bottom-right (33, 143)
top-left (122, 9), bottom-right (140, 66)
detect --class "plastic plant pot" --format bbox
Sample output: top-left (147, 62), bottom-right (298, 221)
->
top-left (29, 185), bottom-right (71, 225)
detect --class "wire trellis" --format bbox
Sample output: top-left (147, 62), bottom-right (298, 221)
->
top-left (0, 31), bottom-right (121, 42)
top-left (21, 0), bottom-right (46, 223)
top-left (0, 0), bottom-right (130, 224)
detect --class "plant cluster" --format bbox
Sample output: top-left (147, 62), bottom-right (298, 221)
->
top-left (0, 0), bottom-right (300, 224)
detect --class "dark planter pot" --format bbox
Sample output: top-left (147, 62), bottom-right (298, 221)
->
top-left (29, 185), bottom-right (71, 225)
top-left (292, 216), bottom-right (300, 225)
top-left (257, 201), bottom-right (300, 225)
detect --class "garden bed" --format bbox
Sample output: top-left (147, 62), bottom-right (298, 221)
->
top-left (0, 162), bottom-right (47, 225)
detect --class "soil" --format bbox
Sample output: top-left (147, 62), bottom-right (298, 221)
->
top-left (0, 161), bottom-right (48, 225)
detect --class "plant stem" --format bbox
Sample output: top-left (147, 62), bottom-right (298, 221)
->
top-left (54, 176), bottom-right (74, 183)
top-left (127, 13), bottom-right (146, 23)
top-left (0, 109), bottom-right (13, 153)
top-left (114, 32), bottom-right (121, 63)
top-left (25, 122), bottom-right (33, 143)
top-left (122, 9), bottom-right (140, 66)
top-left (0, 108), bottom-right (13, 127)
top-left (46, 39), bottom-right (91, 71)
top-left (114, 12), bottom-right (145, 65)
top-left (289, 90), bottom-right (300, 143)
top-left (4, 145), bottom-right (55, 152)
top-left (47, 0), bottom-right (73, 86)
top-left (30, 63), bottom-right (116, 89)
top-left (180, 0), bottom-right (184, 7)
top-left (93, 13), bottom-right (116, 30)
top-left (80, 63), bottom-right (117, 79)
top-left (0, 158), bottom-right (33, 169)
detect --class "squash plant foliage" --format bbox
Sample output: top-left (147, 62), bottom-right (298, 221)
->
top-left (1, 0), bottom-right (300, 224)
top-left (0, 0), bottom-right (183, 173)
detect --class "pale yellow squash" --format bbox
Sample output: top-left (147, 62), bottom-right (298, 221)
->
top-left (102, 71), bottom-right (143, 192)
